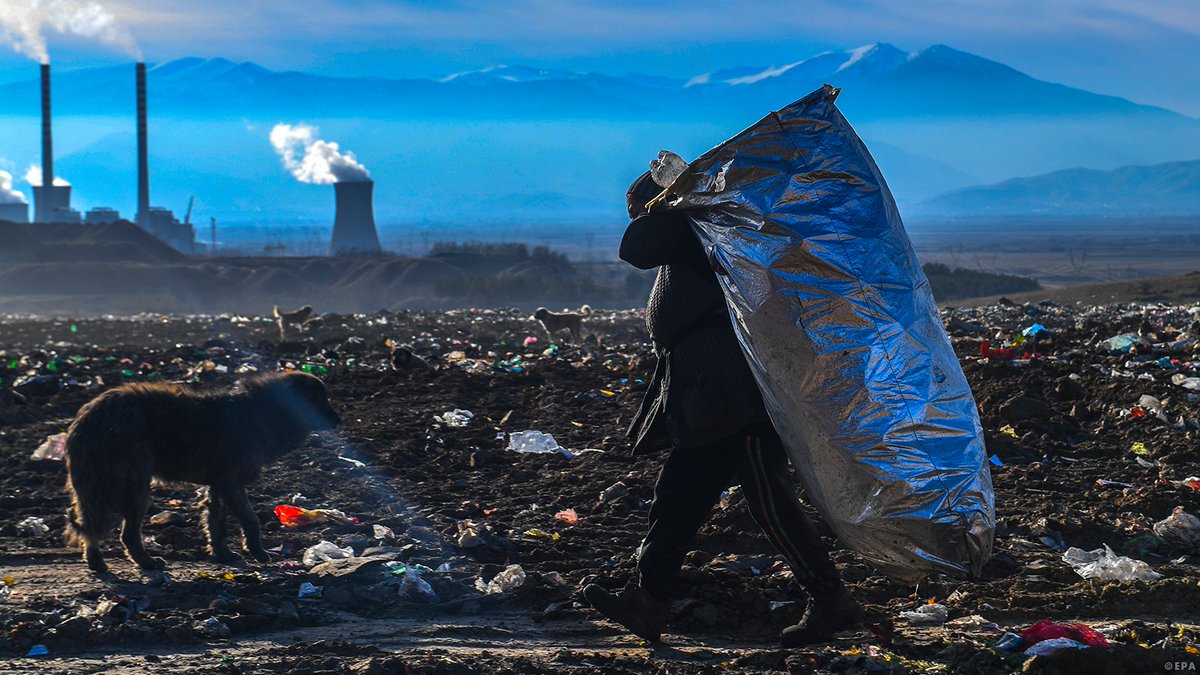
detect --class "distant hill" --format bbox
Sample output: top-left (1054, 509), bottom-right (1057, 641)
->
top-left (917, 160), bottom-right (1200, 216)
top-left (955, 272), bottom-right (1200, 306)
top-left (0, 43), bottom-right (1197, 224)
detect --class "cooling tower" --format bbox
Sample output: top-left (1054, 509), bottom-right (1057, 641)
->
top-left (136, 62), bottom-right (150, 228)
top-left (330, 181), bottom-right (382, 255)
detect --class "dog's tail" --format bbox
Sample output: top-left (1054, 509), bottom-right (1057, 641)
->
top-left (63, 402), bottom-right (110, 551)
top-left (272, 305), bottom-right (283, 320)
top-left (579, 304), bottom-right (592, 316)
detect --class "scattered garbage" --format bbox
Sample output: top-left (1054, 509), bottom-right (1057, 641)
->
top-left (17, 516), bottom-right (49, 537)
top-left (1061, 544), bottom-right (1162, 582)
top-left (297, 582), bottom-right (323, 599)
top-left (1172, 374), bottom-right (1200, 391)
top-left (944, 615), bottom-right (1001, 633)
top-left (995, 632), bottom-right (1024, 651)
top-left (275, 504), bottom-right (355, 528)
top-left (456, 520), bottom-right (493, 548)
top-left (506, 430), bottom-right (569, 456)
top-left (30, 433), bottom-right (67, 461)
top-left (1135, 394), bottom-right (1168, 422)
top-left (372, 524), bottom-right (395, 540)
top-left (599, 481), bottom-right (629, 503)
top-left (476, 564), bottom-right (526, 594)
top-left (337, 454), bottom-right (366, 468)
top-left (434, 409), bottom-right (474, 427)
top-left (899, 603), bottom-right (948, 625)
top-left (0, 577), bottom-right (12, 603)
top-left (554, 508), bottom-right (579, 526)
top-left (1153, 507), bottom-right (1200, 550)
top-left (302, 541), bottom-right (354, 567)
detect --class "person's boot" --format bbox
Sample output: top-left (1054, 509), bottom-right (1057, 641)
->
top-left (583, 584), bottom-right (668, 642)
top-left (780, 586), bottom-right (864, 647)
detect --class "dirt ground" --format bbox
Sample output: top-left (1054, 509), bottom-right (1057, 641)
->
top-left (2, 303), bottom-right (1199, 673)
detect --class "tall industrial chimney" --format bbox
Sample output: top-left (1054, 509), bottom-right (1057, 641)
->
top-left (34, 64), bottom-right (53, 223)
top-left (329, 181), bottom-right (382, 255)
top-left (136, 62), bottom-right (150, 229)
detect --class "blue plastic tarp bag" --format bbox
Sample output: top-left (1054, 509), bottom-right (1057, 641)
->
top-left (654, 85), bottom-right (994, 580)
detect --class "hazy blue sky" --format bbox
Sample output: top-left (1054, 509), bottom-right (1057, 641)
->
top-left (1, 0), bottom-right (1198, 115)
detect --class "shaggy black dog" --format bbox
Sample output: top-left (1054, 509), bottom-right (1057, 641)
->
top-left (64, 372), bottom-right (339, 572)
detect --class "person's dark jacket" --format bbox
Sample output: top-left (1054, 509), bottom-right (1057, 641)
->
top-left (620, 208), bottom-right (767, 454)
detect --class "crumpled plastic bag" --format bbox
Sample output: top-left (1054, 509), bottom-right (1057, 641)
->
top-left (657, 84), bottom-right (994, 580)
top-left (1024, 637), bottom-right (1090, 656)
top-left (1153, 507), bottom-right (1200, 550)
top-left (1061, 544), bottom-right (1161, 582)
top-left (475, 563), bottom-right (526, 594)
top-left (302, 540), bottom-right (354, 567)
top-left (899, 603), bottom-right (948, 625)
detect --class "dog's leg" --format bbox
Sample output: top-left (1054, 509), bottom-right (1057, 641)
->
top-left (219, 483), bottom-right (271, 563)
top-left (203, 488), bottom-right (238, 564)
top-left (119, 481), bottom-right (165, 570)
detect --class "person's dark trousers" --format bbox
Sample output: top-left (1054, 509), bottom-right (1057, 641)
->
top-left (636, 423), bottom-right (843, 600)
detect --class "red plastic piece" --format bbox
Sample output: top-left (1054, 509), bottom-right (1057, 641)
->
top-left (1020, 620), bottom-right (1111, 648)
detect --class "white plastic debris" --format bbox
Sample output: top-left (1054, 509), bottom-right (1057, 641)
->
top-left (1172, 374), bottom-right (1200, 391)
top-left (507, 430), bottom-right (568, 455)
top-left (399, 568), bottom-right (438, 603)
top-left (456, 520), bottom-right (491, 548)
top-left (30, 433), bottom-right (67, 461)
top-left (900, 603), bottom-right (949, 625)
top-left (372, 524), bottom-right (395, 540)
top-left (1153, 507), bottom-right (1200, 550)
top-left (475, 563), bottom-right (526, 595)
top-left (301, 540), bottom-right (354, 567)
top-left (1061, 544), bottom-right (1162, 582)
top-left (1024, 637), bottom-right (1090, 656)
top-left (1136, 394), bottom-right (1168, 422)
top-left (433, 409), bottom-right (474, 427)
top-left (16, 517), bottom-right (49, 537)
top-left (337, 455), bottom-right (366, 468)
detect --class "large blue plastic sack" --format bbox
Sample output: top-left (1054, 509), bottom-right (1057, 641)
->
top-left (657, 85), bottom-right (994, 580)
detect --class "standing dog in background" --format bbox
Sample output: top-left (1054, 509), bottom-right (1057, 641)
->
top-left (273, 305), bottom-right (314, 339)
top-left (533, 305), bottom-right (591, 344)
top-left (63, 372), bottom-right (340, 572)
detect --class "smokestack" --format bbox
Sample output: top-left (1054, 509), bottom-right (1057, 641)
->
top-left (41, 64), bottom-right (52, 196)
top-left (136, 62), bottom-right (149, 228)
top-left (34, 64), bottom-right (52, 223)
top-left (330, 181), bottom-right (382, 255)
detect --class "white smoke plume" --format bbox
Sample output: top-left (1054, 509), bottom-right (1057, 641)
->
top-left (0, 0), bottom-right (140, 64)
top-left (270, 123), bottom-right (371, 184)
top-left (24, 164), bottom-right (69, 187)
top-left (0, 170), bottom-right (28, 204)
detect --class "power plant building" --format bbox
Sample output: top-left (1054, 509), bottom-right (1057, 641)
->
top-left (0, 202), bottom-right (29, 223)
top-left (330, 180), bottom-right (382, 255)
top-left (84, 207), bottom-right (121, 225)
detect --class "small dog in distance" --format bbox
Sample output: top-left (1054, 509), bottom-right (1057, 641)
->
top-left (273, 305), bottom-right (314, 339)
top-left (533, 305), bottom-right (591, 344)
top-left (389, 342), bottom-right (432, 371)
top-left (63, 372), bottom-right (340, 573)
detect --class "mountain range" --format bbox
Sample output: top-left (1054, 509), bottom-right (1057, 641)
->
top-left (0, 43), bottom-right (1196, 226)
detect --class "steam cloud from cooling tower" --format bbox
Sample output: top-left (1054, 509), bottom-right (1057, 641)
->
top-left (0, 0), bottom-right (140, 63)
top-left (270, 123), bottom-right (372, 184)
top-left (24, 165), bottom-right (69, 187)
top-left (0, 170), bottom-right (27, 204)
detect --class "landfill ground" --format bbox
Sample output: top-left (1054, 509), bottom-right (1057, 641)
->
top-left (2, 300), bottom-right (1200, 674)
